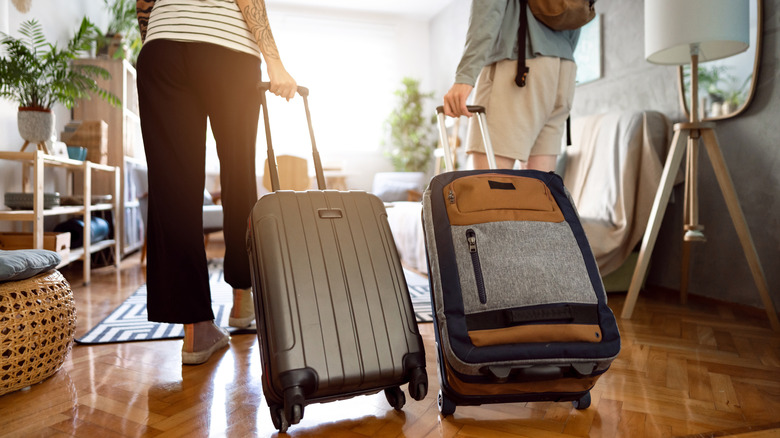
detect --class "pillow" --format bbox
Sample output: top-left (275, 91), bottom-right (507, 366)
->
top-left (373, 180), bottom-right (421, 203)
top-left (372, 172), bottom-right (426, 203)
top-left (0, 249), bottom-right (61, 282)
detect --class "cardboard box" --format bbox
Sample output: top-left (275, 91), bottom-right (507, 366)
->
top-left (0, 232), bottom-right (71, 261)
top-left (61, 120), bottom-right (109, 164)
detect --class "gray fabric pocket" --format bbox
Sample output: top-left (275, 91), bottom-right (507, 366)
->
top-left (452, 221), bottom-right (596, 315)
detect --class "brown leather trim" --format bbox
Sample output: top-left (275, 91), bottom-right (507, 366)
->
top-left (444, 174), bottom-right (564, 226)
top-left (468, 324), bottom-right (603, 346)
top-left (443, 358), bottom-right (597, 396)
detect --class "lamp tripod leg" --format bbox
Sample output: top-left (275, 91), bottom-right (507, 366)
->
top-left (699, 129), bottom-right (780, 331)
top-left (622, 127), bottom-right (688, 319)
top-left (681, 135), bottom-right (706, 304)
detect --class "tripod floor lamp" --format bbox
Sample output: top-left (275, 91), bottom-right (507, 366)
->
top-left (621, 0), bottom-right (780, 330)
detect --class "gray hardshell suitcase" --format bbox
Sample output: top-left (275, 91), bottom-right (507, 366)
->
top-left (423, 106), bottom-right (620, 417)
top-left (246, 84), bottom-right (427, 433)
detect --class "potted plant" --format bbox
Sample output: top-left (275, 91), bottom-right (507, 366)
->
top-left (0, 18), bottom-right (120, 151)
top-left (91, 0), bottom-right (142, 63)
top-left (383, 77), bottom-right (437, 173)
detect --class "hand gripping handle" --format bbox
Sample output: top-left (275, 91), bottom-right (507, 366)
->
top-left (435, 105), bottom-right (497, 171)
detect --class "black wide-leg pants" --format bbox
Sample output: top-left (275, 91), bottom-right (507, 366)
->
top-left (137, 40), bottom-right (261, 323)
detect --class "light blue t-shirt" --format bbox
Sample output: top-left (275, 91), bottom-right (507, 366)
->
top-left (455, 0), bottom-right (580, 86)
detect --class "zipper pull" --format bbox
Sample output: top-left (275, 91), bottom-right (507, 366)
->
top-left (467, 229), bottom-right (477, 253)
top-left (448, 189), bottom-right (455, 204)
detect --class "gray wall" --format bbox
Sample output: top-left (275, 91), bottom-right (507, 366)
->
top-left (430, 0), bottom-right (779, 311)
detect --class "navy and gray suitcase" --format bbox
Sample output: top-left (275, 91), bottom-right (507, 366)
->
top-left (246, 83), bottom-right (427, 433)
top-left (423, 106), bottom-right (620, 416)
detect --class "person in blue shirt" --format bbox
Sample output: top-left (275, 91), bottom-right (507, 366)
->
top-left (443, 0), bottom-right (580, 172)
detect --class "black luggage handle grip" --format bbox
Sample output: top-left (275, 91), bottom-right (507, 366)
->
top-left (258, 81), bottom-right (309, 97)
top-left (436, 105), bottom-right (485, 114)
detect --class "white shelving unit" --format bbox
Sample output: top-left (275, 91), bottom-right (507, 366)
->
top-left (0, 150), bottom-right (121, 285)
top-left (72, 58), bottom-right (146, 257)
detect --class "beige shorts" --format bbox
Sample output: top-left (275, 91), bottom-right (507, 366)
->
top-left (466, 56), bottom-right (577, 162)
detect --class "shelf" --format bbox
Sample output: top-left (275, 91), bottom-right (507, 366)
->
top-left (59, 239), bottom-right (117, 267)
top-left (0, 150), bottom-right (121, 285)
top-left (123, 239), bottom-right (143, 254)
top-left (0, 203), bottom-right (115, 221)
top-left (0, 151), bottom-right (116, 172)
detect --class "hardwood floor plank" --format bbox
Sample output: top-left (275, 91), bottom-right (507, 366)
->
top-left (646, 347), bottom-right (669, 387)
top-left (1, 412), bottom-right (72, 438)
top-left (587, 398), bottom-right (621, 438)
top-left (616, 410), bottom-right (647, 438)
top-left (666, 356), bottom-right (689, 391)
top-left (712, 330), bottom-right (739, 354)
top-left (708, 372), bottom-right (741, 413)
top-left (688, 363), bottom-right (714, 402)
top-left (81, 393), bottom-right (167, 426)
top-left (642, 415), bottom-right (674, 438)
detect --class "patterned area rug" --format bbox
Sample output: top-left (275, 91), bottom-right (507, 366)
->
top-left (76, 260), bottom-right (432, 345)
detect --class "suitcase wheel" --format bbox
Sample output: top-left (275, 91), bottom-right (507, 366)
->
top-left (408, 367), bottom-right (429, 401)
top-left (283, 386), bottom-right (305, 425)
top-left (572, 391), bottom-right (591, 410)
top-left (437, 390), bottom-right (456, 417)
top-left (270, 406), bottom-right (289, 433)
top-left (384, 386), bottom-right (406, 411)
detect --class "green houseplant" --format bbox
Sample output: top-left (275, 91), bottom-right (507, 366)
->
top-left (0, 18), bottom-right (119, 149)
top-left (383, 77), bottom-right (436, 173)
top-left (91, 0), bottom-right (142, 63)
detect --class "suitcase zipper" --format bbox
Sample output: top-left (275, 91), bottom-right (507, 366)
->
top-left (466, 229), bottom-right (487, 304)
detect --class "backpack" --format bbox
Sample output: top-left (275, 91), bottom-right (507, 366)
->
top-left (529, 0), bottom-right (596, 31)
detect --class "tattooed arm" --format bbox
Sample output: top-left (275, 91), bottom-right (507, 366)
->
top-left (236, 0), bottom-right (297, 100)
top-left (136, 0), bottom-right (156, 42)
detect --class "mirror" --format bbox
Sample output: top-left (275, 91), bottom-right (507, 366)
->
top-left (677, 0), bottom-right (762, 121)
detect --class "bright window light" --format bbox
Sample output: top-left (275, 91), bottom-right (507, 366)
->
top-left (206, 10), bottom-right (403, 174)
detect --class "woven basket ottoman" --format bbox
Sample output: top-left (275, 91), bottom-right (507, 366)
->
top-left (0, 269), bottom-right (76, 396)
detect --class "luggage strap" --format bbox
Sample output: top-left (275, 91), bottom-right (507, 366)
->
top-left (465, 303), bottom-right (599, 331)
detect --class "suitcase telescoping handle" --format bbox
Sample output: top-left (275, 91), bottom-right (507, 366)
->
top-left (435, 105), bottom-right (497, 171)
top-left (258, 82), bottom-right (327, 192)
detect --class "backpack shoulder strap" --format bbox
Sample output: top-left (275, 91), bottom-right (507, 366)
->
top-left (515, 0), bottom-right (529, 87)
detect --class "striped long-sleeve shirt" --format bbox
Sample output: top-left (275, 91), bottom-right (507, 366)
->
top-left (145, 0), bottom-right (262, 59)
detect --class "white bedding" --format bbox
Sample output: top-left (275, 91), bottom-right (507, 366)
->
top-left (564, 111), bottom-right (671, 275)
top-left (385, 201), bottom-right (428, 275)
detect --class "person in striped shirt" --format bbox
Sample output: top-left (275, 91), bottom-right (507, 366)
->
top-left (136, 0), bottom-right (295, 365)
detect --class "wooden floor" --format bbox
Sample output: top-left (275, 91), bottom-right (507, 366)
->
top-left (2, 234), bottom-right (780, 438)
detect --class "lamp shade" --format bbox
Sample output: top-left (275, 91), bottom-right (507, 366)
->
top-left (645, 0), bottom-right (749, 65)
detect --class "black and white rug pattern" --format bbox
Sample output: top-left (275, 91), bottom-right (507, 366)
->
top-left (76, 261), bottom-right (432, 345)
